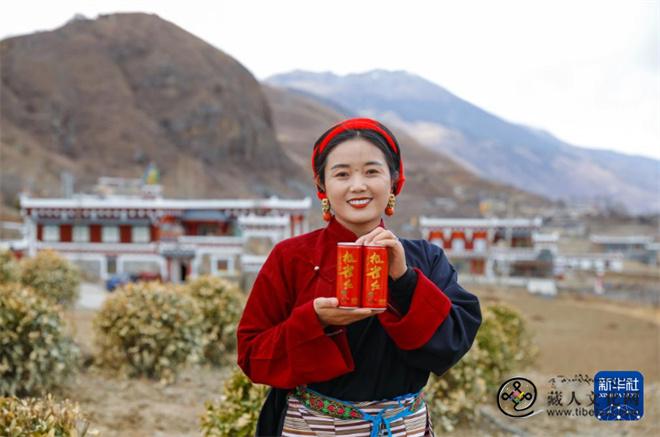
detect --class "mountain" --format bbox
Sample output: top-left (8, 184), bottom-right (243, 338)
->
top-left (266, 70), bottom-right (659, 214)
top-left (263, 84), bottom-right (550, 234)
top-left (1, 12), bottom-right (304, 208)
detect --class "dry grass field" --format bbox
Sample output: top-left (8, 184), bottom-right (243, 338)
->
top-left (469, 285), bottom-right (659, 437)
top-left (56, 285), bottom-right (659, 436)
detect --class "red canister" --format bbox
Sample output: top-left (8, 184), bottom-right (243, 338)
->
top-left (362, 245), bottom-right (388, 310)
top-left (336, 243), bottom-right (363, 308)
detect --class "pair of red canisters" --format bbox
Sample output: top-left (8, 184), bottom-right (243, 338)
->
top-left (336, 242), bottom-right (388, 310)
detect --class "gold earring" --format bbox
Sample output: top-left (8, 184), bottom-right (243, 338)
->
top-left (321, 198), bottom-right (332, 222)
top-left (385, 194), bottom-right (396, 216)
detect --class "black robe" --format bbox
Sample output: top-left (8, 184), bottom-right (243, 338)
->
top-left (255, 237), bottom-right (482, 436)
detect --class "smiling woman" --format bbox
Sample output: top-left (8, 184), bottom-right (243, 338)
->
top-left (320, 138), bottom-right (393, 236)
top-left (237, 118), bottom-right (482, 437)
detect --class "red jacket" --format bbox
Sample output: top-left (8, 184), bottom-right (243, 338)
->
top-left (236, 217), bottom-right (474, 389)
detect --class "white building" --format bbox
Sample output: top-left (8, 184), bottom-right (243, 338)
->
top-left (19, 192), bottom-right (311, 284)
top-left (419, 216), bottom-right (550, 278)
top-left (419, 217), bottom-right (628, 280)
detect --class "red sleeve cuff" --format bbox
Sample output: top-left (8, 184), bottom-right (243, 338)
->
top-left (288, 300), bottom-right (327, 346)
top-left (289, 300), bottom-right (355, 381)
top-left (244, 300), bottom-right (355, 387)
top-left (377, 267), bottom-right (452, 350)
top-left (290, 301), bottom-right (354, 369)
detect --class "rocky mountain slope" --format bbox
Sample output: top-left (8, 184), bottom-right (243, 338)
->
top-left (1, 13), bottom-right (304, 208)
top-left (267, 70), bottom-right (659, 214)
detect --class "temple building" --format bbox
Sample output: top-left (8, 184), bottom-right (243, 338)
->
top-left (419, 216), bottom-right (625, 281)
top-left (17, 176), bottom-right (310, 285)
top-left (419, 216), bottom-right (551, 278)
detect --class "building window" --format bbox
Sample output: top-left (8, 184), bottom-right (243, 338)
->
top-left (43, 225), bottom-right (59, 242)
top-left (214, 256), bottom-right (234, 276)
top-left (102, 226), bottom-right (119, 243)
top-left (132, 226), bottom-right (150, 243)
top-left (198, 223), bottom-right (219, 236)
top-left (73, 225), bottom-right (89, 242)
top-left (107, 256), bottom-right (117, 275)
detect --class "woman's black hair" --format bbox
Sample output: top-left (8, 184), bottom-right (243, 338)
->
top-left (313, 129), bottom-right (400, 193)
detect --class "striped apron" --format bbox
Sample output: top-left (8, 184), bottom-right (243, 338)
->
top-left (281, 386), bottom-right (435, 437)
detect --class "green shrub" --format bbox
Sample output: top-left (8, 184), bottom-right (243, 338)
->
top-left (0, 394), bottom-right (97, 437)
top-left (93, 282), bottom-right (205, 383)
top-left (0, 250), bottom-right (20, 284)
top-left (20, 249), bottom-right (81, 307)
top-left (425, 342), bottom-right (489, 432)
top-left (426, 302), bottom-right (538, 431)
top-left (475, 303), bottom-right (538, 388)
top-left (0, 283), bottom-right (80, 397)
top-left (200, 367), bottom-right (268, 437)
top-left (185, 275), bottom-right (245, 365)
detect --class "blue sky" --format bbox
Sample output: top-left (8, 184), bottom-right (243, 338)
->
top-left (2, 0), bottom-right (659, 160)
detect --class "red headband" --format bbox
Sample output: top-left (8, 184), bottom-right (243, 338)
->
top-left (312, 118), bottom-right (405, 200)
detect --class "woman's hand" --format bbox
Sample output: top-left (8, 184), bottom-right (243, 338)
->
top-left (354, 227), bottom-right (407, 280)
top-left (313, 297), bottom-right (380, 327)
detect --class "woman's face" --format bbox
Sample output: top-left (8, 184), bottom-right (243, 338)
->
top-left (321, 137), bottom-right (392, 237)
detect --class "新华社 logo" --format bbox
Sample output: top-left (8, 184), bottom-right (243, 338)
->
top-left (594, 370), bottom-right (643, 421)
